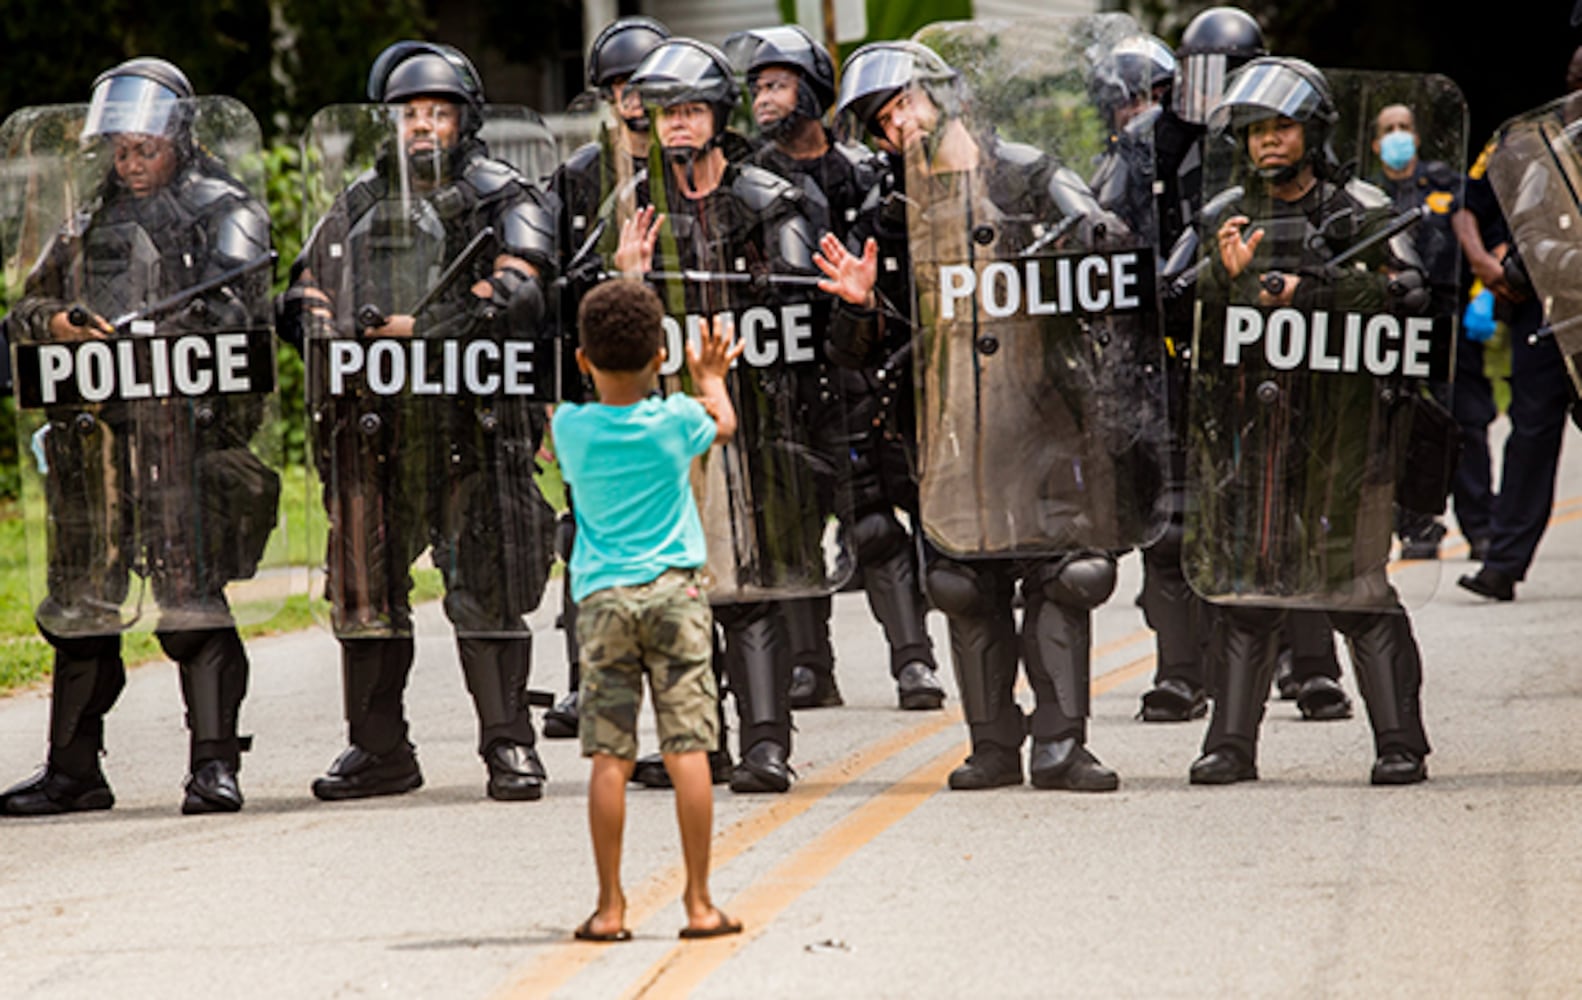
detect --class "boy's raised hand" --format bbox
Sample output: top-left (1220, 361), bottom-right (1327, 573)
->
top-left (686, 314), bottom-right (745, 382)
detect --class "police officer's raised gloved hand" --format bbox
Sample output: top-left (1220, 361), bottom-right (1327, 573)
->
top-left (813, 232), bottom-right (878, 310)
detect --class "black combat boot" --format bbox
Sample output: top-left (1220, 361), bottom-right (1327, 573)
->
top-left (311, 743), bottom-right (423, 801)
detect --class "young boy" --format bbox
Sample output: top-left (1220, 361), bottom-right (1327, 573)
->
top-left (552, 276), bottom-right (745, 941)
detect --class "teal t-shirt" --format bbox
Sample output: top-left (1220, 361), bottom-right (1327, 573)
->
top-left (551, 394), bottom-right (716, 602)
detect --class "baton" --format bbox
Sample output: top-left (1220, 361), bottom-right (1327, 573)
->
top-left (356, 226), bottom-right (497, 330)
top-left (1019, 212), bottom-right (1083, 258)
top-left (1260, 205), bottom-right (1425, 296)
top-left (643, 268), bottom-right (825, 288)
top-left (68, 251), bottom-right (277, 333)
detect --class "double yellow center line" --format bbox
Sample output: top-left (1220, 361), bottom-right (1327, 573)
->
top-left (499, 495), bottom-right (1582, 997)
top-left (494, 636), bottom-right (1157, 1000)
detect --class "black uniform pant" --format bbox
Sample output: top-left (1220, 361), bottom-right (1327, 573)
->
top-left (1202, 603), bottom-right (1429, 764)
top-left (777, 506), bottom-right (938, 682)
top-left (1484, 328), bottom-right (1570, 580)
top-left (1452, 338), bottom-right (1497, 544)
top-left (40, 620), bottom-right (249, 776)
top-left (926, 556), bottom-right (1108, 753)
top-left (716, 601), bottom-right (790, 754)
top-left (338, 630), bottom-right (537, 758)
top-left (1138, 469), bottom-right (1207, 694)
top-left (1283, 610), bottom-right (1340, 685)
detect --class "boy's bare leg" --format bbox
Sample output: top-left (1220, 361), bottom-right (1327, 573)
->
top-left (665, 750), bottom-right (730, 930)
top-left (588, 753), bottom-right (636, 934)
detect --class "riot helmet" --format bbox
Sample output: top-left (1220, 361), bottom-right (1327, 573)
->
top-left (587, 16), bottom-right (672, 90)
top-left (370, 42), bottom-right (485, 114)
top-left (587, 16), bottom-right (671, 133)
top-left (1089, 34), bottom-right (1176, 131)
top-left (83, 57), bottom-right (195, 143)
top-left (724, 25), bottom-right (835, 141)
top-left (1172, 6), bottom-right (1266, 125)
top-left (628, 38), bottom-right (739, 160)
top-left (1209, 56), bottom-right (1338, 184)
top-left (836, 41), bottom-right (958, 147)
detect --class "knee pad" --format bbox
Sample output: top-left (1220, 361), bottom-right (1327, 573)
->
top-left (40, 627), bottom-right (120, 662)
top-left (157, 629), bottom-right (210, 664)
top-left (851, 510), bottom-right (907, 565)
top-left (1036, 553), bottom-right (1117, 611)
top-left (925, 561), bottom-right (988, 617)
top-left (1142, 516), bottom-right (1185, 565)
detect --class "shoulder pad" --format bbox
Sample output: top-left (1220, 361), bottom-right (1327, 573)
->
top-left (993, 138), bottom-right (1046, 170)
top-left (833, 141), bottom-right (882, 188)
top-left (212, 200), bottom-right (272, 269)
top-left (731, 164), bottom-right (802, 213)
top-left (462, 155), bottom-right (528, 199)
top-left (497, 188), bottom-right (560, 273)
top-left (179, 172), bottom-right (248, 211)
top-left (1344, 177), bottom-right (1392, 210)
top-left (564, 141), bottom-right (602, 175)
top-left (552, 141), bottom-right (604, 196)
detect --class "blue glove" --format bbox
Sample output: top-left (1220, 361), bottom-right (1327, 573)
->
top-left (1463, 287), bottom-right (1495, 343)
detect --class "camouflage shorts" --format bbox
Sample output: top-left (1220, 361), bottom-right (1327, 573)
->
top-left (576, 568), bottom-right (718, 760)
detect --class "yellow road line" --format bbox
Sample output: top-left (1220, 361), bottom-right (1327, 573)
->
top-left (492, 709), bottom-right (963, 999)
top-left (615, 654), bottom-right (1156, 999)
top-left (621, 745), bottom-right (966, 1000)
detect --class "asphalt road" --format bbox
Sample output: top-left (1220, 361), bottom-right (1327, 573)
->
top-left (4, 421), bottom-right (1582, 998)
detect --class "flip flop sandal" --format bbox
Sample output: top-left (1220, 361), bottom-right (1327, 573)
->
top-left (574, 915), bottom-right (632, 942)
top-left (679, 909), bottom-right (744, 939)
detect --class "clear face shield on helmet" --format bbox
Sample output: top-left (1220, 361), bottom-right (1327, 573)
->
top-left (1174, 51), bottom-right (1230, 125)
top-left (1206, 61), bottom-right (1327, 135)
top-left (82, 74), bottom-right (184, 142)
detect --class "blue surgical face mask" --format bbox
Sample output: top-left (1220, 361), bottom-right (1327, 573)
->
top-left (1380, 130), bottom-right (1416, 171)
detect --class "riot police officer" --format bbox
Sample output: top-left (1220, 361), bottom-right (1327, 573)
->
top-left (821, 39), bottom-right (1152, 792)
top-left (279, 42), bottom-right (560, 802)
top-left (1088, 33), bottom-right (1175, 243)
top-left (0, 57), bottom-right (276, 815)
top-left (617, 37), bottom-right (829, 793)
top-left (541, 15), bottom-right (673, 741)
top-left (1137, 7), bottom-right (1269, 724)
top-left (724, 24), bottom-right (946, 714)
top-left (1185, 57), bottom-right (1434, 786)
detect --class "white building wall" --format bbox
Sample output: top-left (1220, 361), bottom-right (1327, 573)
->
top-left (639, 0), bottom-right (1103, 48)
top-left (644, 0), bottom-right (786, 47)
top-left (973, 0), bottom-right (1101, 18)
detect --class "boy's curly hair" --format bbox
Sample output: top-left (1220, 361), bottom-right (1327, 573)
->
top-left (578, 278), bottom-right (665, 372)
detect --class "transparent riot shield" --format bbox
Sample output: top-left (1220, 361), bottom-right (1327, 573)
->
top-left (1486, 93), bottom-right (1582, 392)
top-left (1, 96), bottom-right (294, 637)
top-left (297, 103), bottom-right (561, 639)
top-left (1185, 68), bottom-right (1466, 611)
top-left (905, 14), bottom-right (1170, 558)
top-left (628, 89), bottom-right (852, 603)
